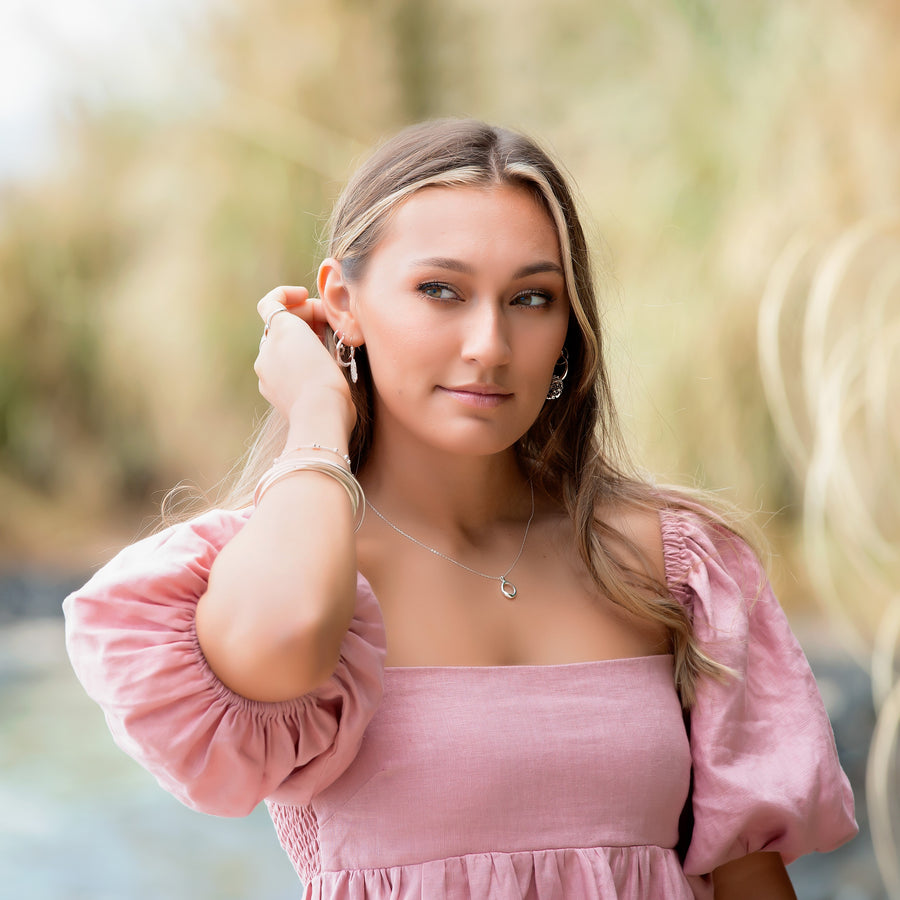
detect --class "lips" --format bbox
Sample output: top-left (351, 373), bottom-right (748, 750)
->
top-left (447, 383), bottom-right (511, 396)
top-left (439, 384), bottom-right (512, 409)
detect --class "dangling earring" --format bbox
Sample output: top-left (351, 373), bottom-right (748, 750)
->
top-left (546, 348), bottom-right (568, 400)
top-left (335, 333), bottom-right (358, 384)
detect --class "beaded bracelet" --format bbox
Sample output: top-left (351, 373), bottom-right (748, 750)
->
top-left (253, 458), bottom-right (366, 531)
top-left (275, 443), bottom-right (352, 467)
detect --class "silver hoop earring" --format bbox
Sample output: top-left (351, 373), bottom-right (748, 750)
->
top-left (335, 333), bottom-right (358, 384)
top-left (546, 348), bottom-right (568, 400)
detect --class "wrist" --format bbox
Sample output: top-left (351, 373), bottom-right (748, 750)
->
top-left (276, 443), bottom-right (352, 468)
top-left (284, 390), bottom-right (356, 451)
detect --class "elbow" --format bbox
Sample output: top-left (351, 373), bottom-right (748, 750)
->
top-left (197, 583), bottom-right (357, 703)
top-left (286, 580), bottom-right (358, 691)
top-left (294, 611), bottom-right (351, 692)
top-left (255, 620), bottom-right (349, 701)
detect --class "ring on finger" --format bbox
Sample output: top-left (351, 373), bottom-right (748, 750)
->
top-left (264, 305), bottom-right (291, 337)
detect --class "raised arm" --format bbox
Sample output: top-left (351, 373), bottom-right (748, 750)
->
top-left (196, 286), bottom-right (359, 702)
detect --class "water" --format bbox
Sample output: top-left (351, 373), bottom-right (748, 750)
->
top-left (0, 617), bottom-right (300, 899)
top-left (0, 612), bottom-right (887, 899)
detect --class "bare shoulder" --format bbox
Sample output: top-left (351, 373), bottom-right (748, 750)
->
top-left (595, 501), bottom-right (667, 585)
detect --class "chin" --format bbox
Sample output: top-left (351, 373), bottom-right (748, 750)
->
top-left (428, 425), bottom-right (527, 459)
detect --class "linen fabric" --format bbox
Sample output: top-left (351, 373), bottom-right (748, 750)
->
top-left (63, 507), bottom-right (857, 899)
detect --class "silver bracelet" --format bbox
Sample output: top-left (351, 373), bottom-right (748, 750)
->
top-left (275, 443), bottom-right (352, 467)
top-left (253, 458), bottom-right (365, 531)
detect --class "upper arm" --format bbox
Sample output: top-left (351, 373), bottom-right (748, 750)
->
top-left (63, 509), bottom-right (387, 815)
top-left (195, 475), bottom-right (359, 702)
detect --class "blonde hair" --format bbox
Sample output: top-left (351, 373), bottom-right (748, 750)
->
top-left (179, 118), bottom-right (738, 707)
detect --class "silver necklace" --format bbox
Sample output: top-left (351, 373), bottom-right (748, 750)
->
top-left (367, 483), bottom-right (535, 599)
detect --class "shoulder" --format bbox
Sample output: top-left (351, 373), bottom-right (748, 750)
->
top-left (592, 497), bottom-right (761, 595)
top-left (66, 507), bottom-right (255, 620)
top-left (594, 500), bottom-right (667, 585)
top-left (138, 507), bottom-right (254, 563)
top-left (657, 502), bottom-right (768, 596)
top-left (161, 506), bottom-right (253, 543)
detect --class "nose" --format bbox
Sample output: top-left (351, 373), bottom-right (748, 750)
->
top-left (461, 301), bottom-right (512, 368)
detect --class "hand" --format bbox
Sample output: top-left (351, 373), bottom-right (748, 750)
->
top-left (254, 286), bottom-right (356, 434)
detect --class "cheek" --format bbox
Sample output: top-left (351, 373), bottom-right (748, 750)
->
top-left (527, 325), bottom-right (569, 371)
top-left (365, 327), bottom-right (437, 399)
top-left (365, 309), bottom-right (448, 372)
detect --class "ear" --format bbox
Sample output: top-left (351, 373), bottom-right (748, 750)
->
top-left (318, 257), bottom-right (363, 345)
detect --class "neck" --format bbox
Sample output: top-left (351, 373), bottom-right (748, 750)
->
top-left (359, 439), bottom-right (533, 536)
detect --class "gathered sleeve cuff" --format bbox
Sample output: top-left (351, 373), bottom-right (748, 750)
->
top-left (660, 508), bottom-right (858, 876)
top-left (63, 508), bottom-right (386, 817)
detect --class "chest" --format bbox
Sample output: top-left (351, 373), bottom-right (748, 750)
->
top-left (359, 540), bottom-right (669, 667)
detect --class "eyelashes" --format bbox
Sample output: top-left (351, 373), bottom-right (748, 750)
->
top-left (419, 282), bottom-right (458, 302)
top-left (512, 290), bottom-right (555, 309)
top-left (417, 281), bottom-right (556, 309)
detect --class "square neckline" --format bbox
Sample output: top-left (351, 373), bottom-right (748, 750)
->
top-left (383, 653), bottom-right (674, 674)
top-left (360, 508), bottom-right (686, 672)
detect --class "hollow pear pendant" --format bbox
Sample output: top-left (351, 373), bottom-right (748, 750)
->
top-left (500, 577), bottom-right (517, 599)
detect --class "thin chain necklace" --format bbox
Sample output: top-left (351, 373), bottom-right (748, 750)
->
top-left (367, 483), bottom-right (535, 600)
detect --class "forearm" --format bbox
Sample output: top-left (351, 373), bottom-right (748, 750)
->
top-left (197, 417), bottom-right (358, 702)
top-left (712, 851), bottom-right (796, 899)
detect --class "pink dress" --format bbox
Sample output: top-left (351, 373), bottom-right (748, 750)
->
top-left (63, 507), bottom-right (857, 899)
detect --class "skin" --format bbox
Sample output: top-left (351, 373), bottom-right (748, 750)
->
top-left (713, 851), bottom-right (797, 898)
top-left (195, 183), bottom-right (796, 896)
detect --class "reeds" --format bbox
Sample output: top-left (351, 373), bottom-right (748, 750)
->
top-left (759, 219), bottom-right (900, 897)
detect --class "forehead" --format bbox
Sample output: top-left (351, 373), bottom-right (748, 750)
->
top-left (372, 183), bottom-right (562, 264)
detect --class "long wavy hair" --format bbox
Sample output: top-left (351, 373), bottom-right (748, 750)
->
top-left (182, 118), bottom-right (739, 706)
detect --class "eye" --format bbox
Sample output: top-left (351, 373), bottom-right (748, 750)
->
top-left (512, 290), bottom-right (554, 309)
top-left (418, 282), bottom-right (459, 302)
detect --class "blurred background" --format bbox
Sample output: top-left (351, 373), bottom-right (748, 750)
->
top-left (1, 0), bottom-right (898, 897)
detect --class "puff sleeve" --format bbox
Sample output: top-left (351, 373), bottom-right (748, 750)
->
top-left (63, 508), bottom-right (386, 817)
top-left (660, 509), bottom-right (858, 884)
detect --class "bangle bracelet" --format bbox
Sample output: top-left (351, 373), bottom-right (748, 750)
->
top-left (275, 443), bottom-right (352, 467)
top-left (253, 458), bottom-right (366, 531)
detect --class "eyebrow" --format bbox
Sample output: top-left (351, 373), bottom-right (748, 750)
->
top-left (410, 257), bottom-right (564, 280)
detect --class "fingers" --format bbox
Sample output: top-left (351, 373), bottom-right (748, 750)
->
top-left (257, 285), bottom-right (309, 322)
top-left (252, 285), bottom-right (355, 424)
top-left (257, 286), bottom-right (331, 337)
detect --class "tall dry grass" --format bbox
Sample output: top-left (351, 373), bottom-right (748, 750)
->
top-left (759, 219), bottom-right (900, 895)
top-left (0, 0), bottom-right (898, 593)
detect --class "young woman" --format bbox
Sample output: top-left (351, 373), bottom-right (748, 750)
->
top-left (64, 119), bottom-right (857, 899)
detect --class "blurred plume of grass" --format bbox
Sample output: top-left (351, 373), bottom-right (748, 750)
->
top-left (758, 218), bottom-right (900, 894)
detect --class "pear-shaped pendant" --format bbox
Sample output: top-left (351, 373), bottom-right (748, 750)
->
top-left (500, 577), bottom-right (517, 600)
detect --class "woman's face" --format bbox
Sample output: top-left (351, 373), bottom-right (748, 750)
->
top-left (348, 183), bottom-right (571, 459)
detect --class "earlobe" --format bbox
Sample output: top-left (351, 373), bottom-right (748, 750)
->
top-left (318, 257), bottom-right (362, 343)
